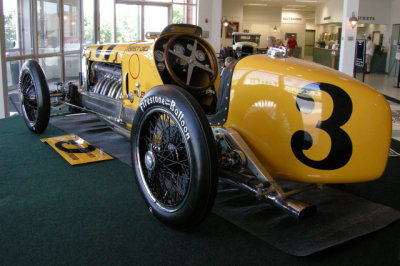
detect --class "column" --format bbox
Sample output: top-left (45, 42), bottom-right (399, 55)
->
top-left (198, 0), bottom-right (222, 52)
top-left (0, 1), bottom-right (9, 118)
top-left (338, 0), bottom-right (360, 76)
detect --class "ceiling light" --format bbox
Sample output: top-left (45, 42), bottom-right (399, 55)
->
top-left (246, 3), bottom-right (268, 6)
top-left (296, 0), bottom-right (317, 2)
top-left (287, 5), bottom-right (307, 7)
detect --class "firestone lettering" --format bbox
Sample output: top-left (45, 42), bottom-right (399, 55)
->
top-left (139, 97), bottom-right (191, 140)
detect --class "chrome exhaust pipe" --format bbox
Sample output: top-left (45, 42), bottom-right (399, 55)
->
top-left (220, 170), bottom-right (316, 220)
top-left (266, 192), bottom-right (316, 220)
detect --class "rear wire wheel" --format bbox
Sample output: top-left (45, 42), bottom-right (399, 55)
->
top-left (19, 60), bottom-right (50, 133)
top-left (131, 85), bottom-right (218, 229)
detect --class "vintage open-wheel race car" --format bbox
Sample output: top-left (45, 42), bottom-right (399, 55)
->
top-left (18, 24), bottom-right (392, 229)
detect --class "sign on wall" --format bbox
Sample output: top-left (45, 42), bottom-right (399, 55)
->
top-left (281, 11), bottom-right (305, 24)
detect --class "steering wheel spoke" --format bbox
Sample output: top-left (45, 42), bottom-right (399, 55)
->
top-left (164, 34), bottom-right (218, 93)
top-left (168, 49), bottom-right (189, 62)
top-left (190, 40), bottom-right (198, 60)
top-left (194, 62), bottom-right (214, 74)
top-left (186, 64), bottom-right (195, 85)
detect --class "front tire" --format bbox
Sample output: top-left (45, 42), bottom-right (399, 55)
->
top-left (19, 60), bottom-right (50, 133)
top-left (131, 85), bottom-right (218, 229)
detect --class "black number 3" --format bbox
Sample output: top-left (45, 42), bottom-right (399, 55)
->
top-left (291, 83), bottom-right (353, 170)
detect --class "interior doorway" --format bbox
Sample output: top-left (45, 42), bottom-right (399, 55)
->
top-left (389, 24), bottom-right (400, 77)
top-left (305, 30), bottom-right (315, 57)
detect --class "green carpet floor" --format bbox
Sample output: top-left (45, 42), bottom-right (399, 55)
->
top-left (1, 115), bottom-right (399, 265)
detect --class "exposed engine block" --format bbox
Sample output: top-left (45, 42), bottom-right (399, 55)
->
top-left (90, 62), bottom-right (122, 100)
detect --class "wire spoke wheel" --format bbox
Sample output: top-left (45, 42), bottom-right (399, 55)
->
top-left (139, 110), bottom-right (190, 208)
top-left (131, 85), bottom-right (218, 229)
top-left (19, 60), bottom-right (50, 133)
top-left (20, 72), bottom-right (38, 122)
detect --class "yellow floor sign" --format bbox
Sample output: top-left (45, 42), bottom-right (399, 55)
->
top-left (41, 134), bottom-right (113, 165)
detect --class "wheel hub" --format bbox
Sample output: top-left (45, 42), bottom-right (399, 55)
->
top-left (168, 143), bottom-right (179, 160)
top-left (144, 151), bottom-right (156, 171)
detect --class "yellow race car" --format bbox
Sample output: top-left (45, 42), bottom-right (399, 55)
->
top-left (19, 24), bottom-right (392, 229)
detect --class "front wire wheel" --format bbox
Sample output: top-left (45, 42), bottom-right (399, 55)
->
top-left (139, 109), bottom-right (191, 210)
top-left (131, 85), bottom-right (218, 229)
top-left (19, 60), bottom-right (50, 133)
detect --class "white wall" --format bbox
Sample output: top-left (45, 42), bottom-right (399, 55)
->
top-left (306, 23), bottom-right (317, 31)
top-left (315, 0), bottom-right (343, 24)
top-left (221, 0), bottom-right (243, 47)
top-left (281, 11), bottom-right (308, 57)
top-left (242, 6), bottom-right (281, 48)
top-left (198, 0), bottom-right (222, 51)
top-left (391, 0), bottom-right (400, 24)
top-left (357, 24), bottom-right (389, 47)
top-left (358, 0), bottom-right (390, 25)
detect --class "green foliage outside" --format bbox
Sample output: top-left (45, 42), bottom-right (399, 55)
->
top-left (83, 6), bottom-right (186, 44)
top-left (84, 16), bottom-right (94, 45)
top-left (116, 17), bottom-right (138, 43)
top-left (173, 9), bottom-right (183, 24)
top-left (4, 12), bottom-right (17, 50)
top-left (100, 24), bottom-right (113, 43)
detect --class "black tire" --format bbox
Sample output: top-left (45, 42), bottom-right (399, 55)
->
top-left (19, 60), bottom-right (50, 133)
top-left (131, 85), bottom-right (218, 229)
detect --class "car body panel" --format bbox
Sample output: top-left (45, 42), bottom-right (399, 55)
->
top-left (86, 41), bottom-right (163, 111)
top-left (224, 55), bottom-right (392, 183)
top-left (84, 27), bottom-right (391, 185)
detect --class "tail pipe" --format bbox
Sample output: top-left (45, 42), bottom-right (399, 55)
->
top-left (266, 192), bottom-right (316, 220)
top-left (220, 171), bottom-right (316, 220)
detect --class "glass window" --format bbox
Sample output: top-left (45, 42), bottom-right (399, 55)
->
top-left (100, 0), bottom-right (115, 43)
top-left (39, 56), bottom-right (61, 82)
top-left (3, 1), bottom-right (18, 51)
top-left (172, 4), bottom-right (184, 24)
top-left (37, 0), bottom-right (61, 54)
top-left (83, 0), bottom-right (94, 45)
top-left (144, 5), bottom-right (169, 34)
top-left (172, 0), bottom-right (197, 4)
top-left (173, 3), bottom-right (196, 24)
top-left (116, 4), bottom-right (141, 42)
top-left (144, 0), bottom-right (171, 2)
top-left (64, 0), bottom-right (80, 51)
top-left (64, 54), bottom-right (80, 82)
top-left (6, 60), bottom-right (21, 88)
top-left (4, 0), bottom-right (34, 57)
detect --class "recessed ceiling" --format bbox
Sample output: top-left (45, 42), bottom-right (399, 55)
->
top-left (235, 0), bottom-right (328, 11)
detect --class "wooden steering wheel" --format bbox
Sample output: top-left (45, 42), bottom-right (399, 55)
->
top-left (163, 34), bottom-right (218, 94)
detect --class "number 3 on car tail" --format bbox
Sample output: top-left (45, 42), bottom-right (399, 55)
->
top-left (291, 83), bottom-right (353, 170)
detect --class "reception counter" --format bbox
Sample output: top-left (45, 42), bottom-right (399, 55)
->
top-left (369, 52), bottom-right (387, 73)
top-left (313, 47), bottom-right (340, 70)
top-left (313, 47), bottom-right (387, 73)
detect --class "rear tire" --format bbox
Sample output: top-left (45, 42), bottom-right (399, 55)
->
top-left (131, 85), bottom-right (218, 229)
top-left (19, 60), bottom-right (50, 133)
